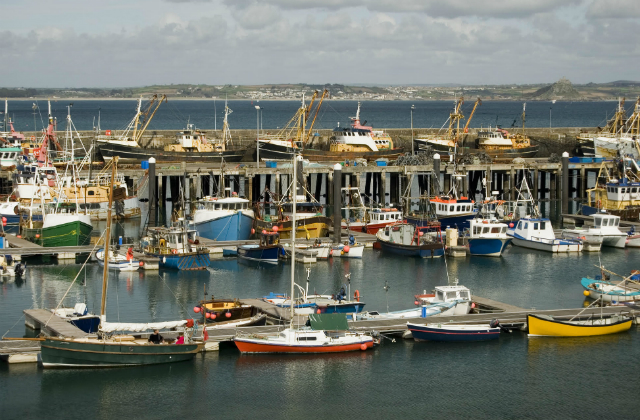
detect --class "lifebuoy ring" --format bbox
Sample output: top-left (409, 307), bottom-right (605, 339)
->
top-left (354, 290), bottom-right (360, 302)
top-left (171, 249), bottom-right (178, 254)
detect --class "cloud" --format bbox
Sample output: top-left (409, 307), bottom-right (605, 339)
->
top-left (225, 0), bottom-right (583, 18)
top-left (586, 0), bottom-right (640, 19)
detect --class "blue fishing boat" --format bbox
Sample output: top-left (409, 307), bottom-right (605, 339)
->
top-left (237, 231), bottom-right (280, 264)
top-left (376, 222), bottom-right (445, 258)
top-left (466, 218), bottom-right (512, 257)
top-left (142, 221), bottom-right (211, 270)
top-left (407, 323), bottom-right (500, 342)
top-left (192, 195), bottom-right (254, 241)
top-left (507, 216), bottom-right (582, 252)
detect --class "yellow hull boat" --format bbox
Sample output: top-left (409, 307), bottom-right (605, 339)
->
top-left (527, 314), bottom-right (632, 337)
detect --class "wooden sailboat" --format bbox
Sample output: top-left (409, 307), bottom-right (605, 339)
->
top-left (40, 157), bottom-right (204, 368)
top-left (233, 153), bottom-right (374, 354)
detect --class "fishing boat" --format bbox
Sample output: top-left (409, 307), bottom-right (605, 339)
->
top-left (192, 194), bottom-right (254, 242)
top-left (142, 221), bottom-right (211, 270)
top-left (340, 187), bottom-right (403, 234)
top-left (582, 159), bottom-right (640, 221)
top-left (562, 213), bottom-right (626, 248)
top-left (40, 159), bottom-right (204, 368)
top-left (96, 247), bottom-right (141, 272)
top-left (303, 102), bottom-right (403, 162)
top-left (527, 313), bottom-right (632, 337)
top-left (466, 218), bottom-right (512, 257)
top-left (237, 230), bottom-right (281, 264)
top-left (414, 284), bottom-right (472, 316)
top-left (234, 153), bottom-right (374, 354)
top-left (98, 96), bottom-right (243, 163)
top-left (413, 97), bottom-right (475, 156)
top-left (474, 104), bottom-right (538, 158)
top-left (356, 301), bottom-right (457, 320)
top-left (507, 217), bottom-right (582, 252)
top-left (376, 222), bottom-right (445, 258)
top-left (22, 202), bottom-right (93, 247)
top-left (407, 323), bottom-right (500, 342)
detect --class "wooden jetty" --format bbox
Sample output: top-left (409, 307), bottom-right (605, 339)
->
top-left (23, 309), bottom-right (91, 338)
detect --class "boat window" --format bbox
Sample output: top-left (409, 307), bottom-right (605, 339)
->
top-left (459, 291), bottom-right (470, 300)
top-left (436, 290), bottom-right (444, 301)
top-left (633, 188), bottom-right (638, 193)
top-left (491, 227), bottom-right (500, 233)
top-left (88, 191), bottom-right (95, 196)
top-left (446, 291), bottom-right (457, 300)
top-left (594, 218), bottom-right (601, 227)
top-left (449, 205), bottom-right (454, 212)
top-left (524, 223), bottom-right (528, 229)
top-left (533, 223), bottom-right (538, 230)
top-left (456, 205), bottom-right (461, 211)
top-left (386, 214), bottom-right (390, 220)
top-left (614, 219), bottom-right (619, 226)
top-left (501, 227), bottom-right (507, 234)
top-left (482, 227), bottom-right (490, 234)
top-left (540, 221), bottom-right (546, 230)
top-left (517, 221), bottom-right (522, 229)
top-left (602, 219), bottom-right (609, 226)
top-left (215, 204), bottom-right (221, 210)
top-left (297, 336), bottom-right (317, 341)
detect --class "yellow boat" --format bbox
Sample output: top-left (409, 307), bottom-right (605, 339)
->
top-left (527, 313), bottom-right (632, 337)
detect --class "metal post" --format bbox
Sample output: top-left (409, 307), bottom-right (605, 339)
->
top-left (411, 105), bottom-right (415, 155)
top-left (255, 105), bottom-right (261, 167)
top-left (148, 157), bottom-right (156, 227)
top-left (333, 163), bottom-right (342, 244)
top-left (561, 152), bottom-right (569, 215)
top-left (433, 153), bottom-right (441, 195)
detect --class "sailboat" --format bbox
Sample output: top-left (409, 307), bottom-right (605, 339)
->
top-left (233, 153), bottom-right (374, 353)
top-left (40, 157), bottom-right (204, 367)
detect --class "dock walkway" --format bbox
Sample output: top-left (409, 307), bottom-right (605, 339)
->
top-left (23, 309), bottom-right (91, 338)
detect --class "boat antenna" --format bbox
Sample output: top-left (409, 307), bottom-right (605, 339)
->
top-left (289, 152), bottom-right (298, 329)
top-left (100, 156), bottom-right (117, 324)
top-left (383, 279), bottom-right (390, 313)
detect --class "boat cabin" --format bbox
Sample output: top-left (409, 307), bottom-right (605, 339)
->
top-left (429, 196), bottom-right (475, 217)
top-left (259, 231), bottom-right (279, 247)
top-left (604, 181), bottom-right (640, 202)
top-left (380, 222), bottom-right (442, 246)
top-left (196, 196), bottom-right (250, 212)
top-left (433, 285), bottom-right (471, 304)
top-left (468, 219), bottom-right (508, 238)
top-left (592, 213), bottom-right (621, 231)
top-left (368, 208), bottom-right (402, 224)
top-left (511, 217), bottom-right (555, 241)
top-left (145, 226), bottom-right (199, 254)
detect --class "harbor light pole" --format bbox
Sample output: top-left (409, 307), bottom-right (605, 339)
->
top-left (255, 105), bottom-right (261, 167)
top-left (411, 104), bottom-right (415, 155)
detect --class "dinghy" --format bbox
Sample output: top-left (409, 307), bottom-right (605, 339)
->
top-left (527, 313), bottom-right (632, 337)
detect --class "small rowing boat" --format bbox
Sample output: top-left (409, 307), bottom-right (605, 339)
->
top-left (407, 323), bottom-right (500, 342)
top-left (527, 313), bottom-right (632, 337)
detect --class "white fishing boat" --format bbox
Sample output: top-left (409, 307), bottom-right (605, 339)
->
top-left (508, 217), bottom-right (583, 252)
top-left (466, 218), bottom-right (512, 257)
top-left (331, 241), bottom-right (365, 258)
top-left (563, 213), bottom-right (626, 249)
top-left (96, 247), bottom-right (141, 272)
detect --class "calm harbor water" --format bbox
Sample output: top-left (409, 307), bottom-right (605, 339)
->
top-left (1, 221), bottom-right (640, 418)
top-left (3, 99), bottom-right (627, 133)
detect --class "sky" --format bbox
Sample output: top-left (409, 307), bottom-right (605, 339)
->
top-left (2, 0), bottom-right (639, 87)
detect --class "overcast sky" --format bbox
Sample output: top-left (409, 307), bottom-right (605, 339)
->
top-left (2, 0), bottom-right (639, 87)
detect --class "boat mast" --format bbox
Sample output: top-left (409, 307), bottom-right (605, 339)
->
top-left (289, 152), bottom-right (298, 328)
top-left (100, 156), bottom-right (117, 322)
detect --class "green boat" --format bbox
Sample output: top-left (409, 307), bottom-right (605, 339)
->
top-left (23, 203), bottom-right (93, 247)
top-left (41, 336), bottom-right (202, 367)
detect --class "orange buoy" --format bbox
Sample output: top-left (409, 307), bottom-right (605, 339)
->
top-left (360, 343), bottom-right (367, 351)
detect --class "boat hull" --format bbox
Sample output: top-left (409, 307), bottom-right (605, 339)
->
top-left (331, 245), bottom-right (364, 258)
top-left (237, 245), bottom-right (280, 264)
top-left (98, 143), bottom-right (244, 163)
top-left (510, 237), bottom-right (582, 253)
top-left (408, 323), bottom-right (500, 342)
top-left (581, 278), bottom-right (640, 302)
top-left (69, 316), bottom-right (101, 334)
top-left (147, 252), bottom-right (211, 270)
top-left (527, 314), bottom-right (632, 337)
top-left (377, 239), bottom-right (445, 258)
top-left (194, 212), bottom-right (253, 241)
top-left (468, 238), bottom-right (512, 257)
top-left (476, 145), bottom-right (539, 159)
top-left (254, 216), bottom-right (331, 240)
top-left (302, 147), bottom-right (404, 162)
top-left (316, 303), bottom-right (366, 314)
top-left (234, 338), bottom-right (373, 353)
top-left (406, 214), bottom-right (474, 232)
top-left (40, 338), bottom-right (202, 367)
top-left (25, 220), bottom-right (93, 247)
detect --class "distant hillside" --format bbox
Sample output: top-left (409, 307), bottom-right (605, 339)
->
top-left (528, 78), bottom-right (581, 100)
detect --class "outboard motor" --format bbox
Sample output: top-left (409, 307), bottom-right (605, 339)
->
top-left (14, 263), bottom-right (24, 277)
